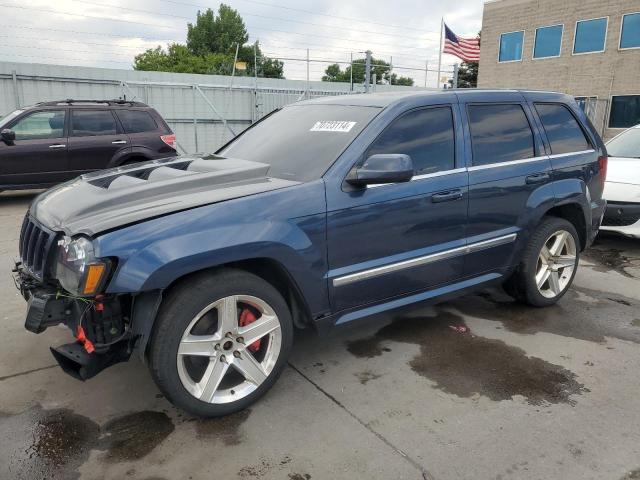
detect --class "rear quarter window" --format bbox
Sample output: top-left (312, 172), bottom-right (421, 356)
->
top-left (534, 103), bottom-right (591, 155)
top-left (468, 104), bottom-right (535, 166)
top-left (116, 110), bottom-right (158, 133)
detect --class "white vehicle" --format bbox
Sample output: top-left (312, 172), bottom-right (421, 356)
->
top-left (601, 125), bottom-right (640, 238)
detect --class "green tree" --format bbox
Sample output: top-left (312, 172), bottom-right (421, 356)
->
top-left (322, 57), bottom-right (413, 86)
top-left (187, 5), bottom-right (248, 57)
top-left (134, 4), bottom-right (284, 79)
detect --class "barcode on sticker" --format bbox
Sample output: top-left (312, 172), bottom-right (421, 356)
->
top-left (310, 121), bottom-right (356, 132)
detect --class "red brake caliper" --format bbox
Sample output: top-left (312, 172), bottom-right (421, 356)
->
top-left (239, 308), bottom-right (261, 352)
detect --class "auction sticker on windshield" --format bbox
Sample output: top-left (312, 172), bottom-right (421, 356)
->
top-left (310, 121), bottom-right (356, 132)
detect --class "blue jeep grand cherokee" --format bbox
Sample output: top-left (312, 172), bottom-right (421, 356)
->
top-left (16, 90), bottom-right (607, 417)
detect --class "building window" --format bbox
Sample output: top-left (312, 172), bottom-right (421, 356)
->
top-left (499, 31), bottom-right (524, 62)
top-left (609, 95), bottom-right (640, 129)
top-left (533, 25), bottom-right (563, 58)
top-left (620, 12), bottom-right (640, 49)
top-left (573, 17), bottom-right (608, 54)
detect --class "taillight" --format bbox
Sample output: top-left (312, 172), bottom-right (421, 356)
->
top-left (598, 155), bottom-right (608, 186)
top-left (161, 134), bottom-right (176, 150)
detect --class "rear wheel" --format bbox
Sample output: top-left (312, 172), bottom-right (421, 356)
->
top-left (505, 217), bottom-right (580, 307)
top-left (149, 269), bottom-right (293, 417)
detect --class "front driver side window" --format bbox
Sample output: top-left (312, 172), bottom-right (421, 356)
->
top-left (366, 106), bottom-right (456, 176)
top-left (12, 110), bottom-right (66, 141)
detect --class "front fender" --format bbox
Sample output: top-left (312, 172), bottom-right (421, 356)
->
top-left (94, 181), bottom-right (329, 316)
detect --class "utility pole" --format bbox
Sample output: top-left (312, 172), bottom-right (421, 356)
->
top-left (229, 43), bottom-right (240, 89)
top-left (364, 50), bottom-right (372, 93)
top-left (437, 18), bottom-right (444, 88)
top-left (306, 48), bottom-right (310, 99)
top-left (453, 63), bottom-right (459, 88)
top-left (253, 43), bottom-right (258, 123)
top-left (389, 56), bottom-right (393, 85)
top-left (424, 60), bottom-right (428, 88)
top-left (350, 52), bottom-right (353, 92)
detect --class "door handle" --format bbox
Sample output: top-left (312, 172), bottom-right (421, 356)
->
top-left (111, 140), bottom-right (128, 145)
top-left (525, 173), bottom-right (550, 184)
top-left (431, 189), bottom-right (463, 203)
top-left (48, 144), bottom-right (66, 149)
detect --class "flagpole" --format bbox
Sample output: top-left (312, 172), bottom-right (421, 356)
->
top-left (437, 17), bottom-right (444, 89)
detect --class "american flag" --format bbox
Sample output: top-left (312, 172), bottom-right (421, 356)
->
top-left (443, 23), bottom-right (480, 62)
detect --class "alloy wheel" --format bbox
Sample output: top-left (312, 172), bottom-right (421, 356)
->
top-left (176, 295), bottom-right (282, 404)
top-left (535, 229), bottom-right (577, 299)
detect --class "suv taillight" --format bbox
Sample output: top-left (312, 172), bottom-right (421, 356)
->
top-left (598, 155), bottom-right (608, 186)
top-left (161, 134), bottom-right (176, 150)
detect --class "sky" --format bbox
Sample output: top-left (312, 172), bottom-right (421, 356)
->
top-left (0, 0), bottom-right (484, 86)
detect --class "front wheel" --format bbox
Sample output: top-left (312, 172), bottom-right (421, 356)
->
top-left (505, 217), bottom-right (580, 307)
top-left (149, 269), bottom-right (293, 417)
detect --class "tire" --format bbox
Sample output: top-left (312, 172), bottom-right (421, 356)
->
top-left (505, 216), bottom-right (580, 307)
top-left (148, 268), bottom-right (293, 417)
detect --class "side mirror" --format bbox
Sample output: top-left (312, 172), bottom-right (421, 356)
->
top-left (1, 129), bottom-right (15, 145)
top-left (346, 154), bottom-right (414, 187)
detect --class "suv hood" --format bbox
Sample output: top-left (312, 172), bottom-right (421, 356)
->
top-left (30, 155), bottom-right (299, 236)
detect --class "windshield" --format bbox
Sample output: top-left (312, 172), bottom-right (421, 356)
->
top-left (218, 104), bottom-right (380, 181)
top-left (0, 109), bottom-right (24, 128)
top-left (606, 126), bottom-right (640, 158)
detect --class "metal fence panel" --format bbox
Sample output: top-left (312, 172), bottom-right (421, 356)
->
top-left (0, 61), bottom-right (430, 154)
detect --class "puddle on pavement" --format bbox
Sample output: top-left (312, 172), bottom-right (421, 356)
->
top-left (354, 370), bottom-right (382, 385)
top-left (100, 411), bottom-right (174, 463)
top-left (447, 288), bottom-right (640, 344)
top-left (194, 409), bottom-right (250, 445)
top-left (582, 246), bottom-right (639, 278)
top-left (2, 407), bottom-right (174, 480)
top-left (621, 469), bottom-right (640, 480)
top-left (346, 309), bottom-right (586, 405)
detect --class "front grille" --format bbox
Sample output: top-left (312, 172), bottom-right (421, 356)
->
top-left (19, 215), bottom-right (57, 280)
top-left (602, 214), bottom-right (640, 227)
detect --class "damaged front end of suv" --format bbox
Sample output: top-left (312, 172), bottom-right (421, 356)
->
top-left (16, 218), bottom-right (134, 379)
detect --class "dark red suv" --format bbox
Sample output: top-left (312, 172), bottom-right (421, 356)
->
top-left (0, 99), bottom-right (177, 191)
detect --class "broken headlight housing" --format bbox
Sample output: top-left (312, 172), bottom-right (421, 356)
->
top-left (55, 236), bottom-right (110, 296)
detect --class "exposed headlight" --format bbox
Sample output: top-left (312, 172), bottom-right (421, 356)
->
top-left (55, 236), bottom-right (110, 296)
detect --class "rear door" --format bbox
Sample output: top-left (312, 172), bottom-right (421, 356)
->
top-left (67, 108), bottom-right (130, 174)
top-left (0, 109), bottom-right (69, 187)
top-left (326, 101), bottom-right (469, 312)
top-left (460, 92), bottom-right (553, 277)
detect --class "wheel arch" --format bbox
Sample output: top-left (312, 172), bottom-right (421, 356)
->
top-left (132, 258), bottom-right (313, 363)
top-left (543, 202), bottom-right (587, 250)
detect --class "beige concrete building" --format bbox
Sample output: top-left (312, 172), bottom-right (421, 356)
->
top-left (478, 0), bottom-right (640, 140)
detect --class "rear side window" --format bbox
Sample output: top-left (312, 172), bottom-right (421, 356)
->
top-left (117, 110), bottom-right (158, 133)
top-left (367, 107), bottom-right (455, 175)
top-left (534, 103), bottom-right (590, 154)
top-left (468, 104), bottom-right (534, 166)
top-left (71, 110), bottom-right (117, 136)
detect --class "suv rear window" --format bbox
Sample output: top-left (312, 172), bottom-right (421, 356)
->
top-left (468, 104), bottom-right (534, 166)
top-left (534, 103), bottom-right (591, 154)
top-left (117, 110), bottom-right (158, 133)
top-left (366, 106), bottom-right (455, 175)
top-left (71, 110), bottom-right (117, 136)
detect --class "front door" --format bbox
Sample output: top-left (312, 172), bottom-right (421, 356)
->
top-left (326, 104), bottom-right (469, 312)
top-left (67, 109), bottom-right (130, 174)
top-left (460, 94), bottom-right (553, 277)
top-left (0, 109), bottom-right (69, 187)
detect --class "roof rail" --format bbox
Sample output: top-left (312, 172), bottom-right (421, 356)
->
top-left (35, 99), bottom-right (148, 107)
